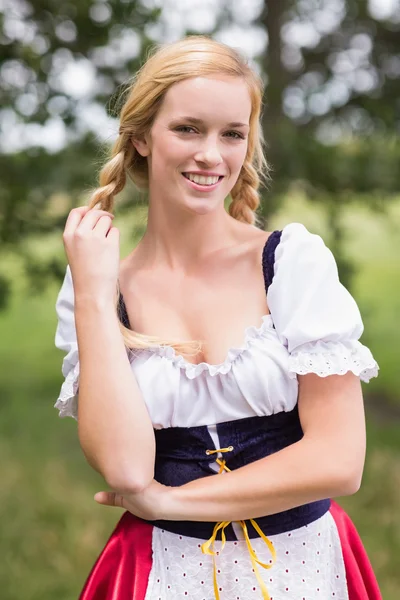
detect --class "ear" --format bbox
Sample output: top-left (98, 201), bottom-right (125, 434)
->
top-left (131, 135), bottom-right (151, 157)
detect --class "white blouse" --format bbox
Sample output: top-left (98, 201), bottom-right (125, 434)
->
top-left (54, 222), bottom-right (379, 426)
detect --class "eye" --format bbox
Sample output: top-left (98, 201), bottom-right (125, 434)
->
top-left (175, 125), bottom-right (197, 134)
top-left (225, 131), bottom-right (245, 140)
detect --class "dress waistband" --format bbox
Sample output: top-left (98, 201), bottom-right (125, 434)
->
top-left (150, 499), bottom-right (331, 540)
top-left (147, 407), bottom-right (331, 539)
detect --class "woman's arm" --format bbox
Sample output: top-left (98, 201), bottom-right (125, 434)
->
top-left (75, 296), bottom-right (156, 493)
top-left (60, 208), bottom-right (155, 493)
top-left (164, 371), bottom-right (366, 521)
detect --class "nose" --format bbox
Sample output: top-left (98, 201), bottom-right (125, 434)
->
top-left (193, 136), bottom-right (223, 167)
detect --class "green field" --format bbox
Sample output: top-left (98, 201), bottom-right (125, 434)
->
top-left (0, 196), bottom-right (399, 599)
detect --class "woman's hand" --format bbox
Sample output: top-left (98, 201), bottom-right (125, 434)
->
top-left (62, 206), bottom-right (120, 304)
top-left (94, 480), bottom-right (175, 521)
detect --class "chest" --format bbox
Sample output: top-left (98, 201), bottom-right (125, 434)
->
top-left (120, 241), bottom-right (271, 366)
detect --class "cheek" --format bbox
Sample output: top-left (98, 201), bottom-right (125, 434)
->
top-left (152, 136), bottom-right (185, 169)
top-left (163, 137), bottom-right (190, 161)
top-left (228, 145), bottom-right (248, 172)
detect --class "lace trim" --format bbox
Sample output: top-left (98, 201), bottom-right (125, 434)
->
top-left (147, 314), bottom-right (275, 380)
top-left (287, 339), bottom-right (379, 383)
top-left (54, 360), bottom-right (80, 419)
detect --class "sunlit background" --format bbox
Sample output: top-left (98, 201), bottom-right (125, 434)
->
top-left (0, 1), bottom-right (399, 598)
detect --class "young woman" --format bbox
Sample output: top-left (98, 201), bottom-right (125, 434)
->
top-left (55, 35), bottom-right (382, 600)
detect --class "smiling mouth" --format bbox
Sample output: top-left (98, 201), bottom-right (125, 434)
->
top-left (182, 173), bottom-right (224, 187)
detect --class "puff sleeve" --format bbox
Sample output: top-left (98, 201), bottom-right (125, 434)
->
top-left (268, 223), bottom-right (379, 382)
top-left (54, 265), bottom-right (79, 419)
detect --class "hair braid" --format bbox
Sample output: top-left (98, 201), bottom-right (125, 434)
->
top-left (88, 132), bottom-right (134, 212)
top-left (229, 160), bottom-right (264, 227)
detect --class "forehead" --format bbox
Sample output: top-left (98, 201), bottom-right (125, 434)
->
top-left (157, 76), bottom-right (252, 123)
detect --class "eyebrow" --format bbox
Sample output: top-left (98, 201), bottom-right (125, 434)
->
top-left (170, 116), bottom-right (249, 128)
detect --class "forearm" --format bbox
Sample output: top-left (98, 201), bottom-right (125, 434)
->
top-left (168, 437), bottom-right (361, 522)
top-left (75, 296), bottom-right (155, 491)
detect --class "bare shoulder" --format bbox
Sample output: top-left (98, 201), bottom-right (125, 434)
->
top-left (222, 228), bottom-right (273, 265)
top-left (248, 229), bottom-right (274, 253)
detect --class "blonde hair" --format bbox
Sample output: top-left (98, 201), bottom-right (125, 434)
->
top-left (87, 35), bottom-right (270, 360)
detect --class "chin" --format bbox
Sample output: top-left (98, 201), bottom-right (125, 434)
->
top-left (182, 197), bottom-right (223, 216)
top-left (185, 204), bottom-right (218, 216)
top-left (174, 177), bottom-right (227, 214)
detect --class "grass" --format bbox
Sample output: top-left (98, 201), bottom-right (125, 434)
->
top-left (0, 197), bottom-right (399, 599)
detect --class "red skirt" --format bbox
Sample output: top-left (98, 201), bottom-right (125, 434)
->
top-left (79, 501), bottom-right (381, 600)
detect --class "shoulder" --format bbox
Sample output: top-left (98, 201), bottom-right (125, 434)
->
top-left (230, 226), bottom-right (276, 261)
top-left (273, 222), bottom-right (333, 271)
top-left (278, 222), bottom-right (327, 249)
top-left (241, 222), bottom-right (326, 278)
top-left (238, 222), bottom-right (325, 261)
top-left (266, 222), bottom-right (341, 304)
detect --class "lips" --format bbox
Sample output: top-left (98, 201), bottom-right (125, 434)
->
top-left (181, 172), bottom-right (224, 192)
top-left (182, 173), bottom-right (224, 182)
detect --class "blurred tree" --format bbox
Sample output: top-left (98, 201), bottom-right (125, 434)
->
top-left (0, 0), bottom-right (399, 303)
top-left (1, 0), bottom-right (162, 127)
top-left (0, 0), bottom-right (161, 303)
top-left (256, 0), bottom-right (400, 275)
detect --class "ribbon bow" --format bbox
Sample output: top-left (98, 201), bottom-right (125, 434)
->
top-left (201, 446), bottom-right (276, 600)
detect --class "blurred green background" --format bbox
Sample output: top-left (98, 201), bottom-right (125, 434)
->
top-left (0, 1), bottom-right (399, 598)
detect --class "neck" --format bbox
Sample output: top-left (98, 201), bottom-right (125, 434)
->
top-left (135, 197), bottom-right (248, 274)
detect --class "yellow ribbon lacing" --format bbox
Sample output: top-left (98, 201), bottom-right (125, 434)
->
top-left (200, 446), bottom-right (277, 600)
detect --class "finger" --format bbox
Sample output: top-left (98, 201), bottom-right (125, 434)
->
top-left (92, 215), bottom-right (114, 237)
top-left (94, 491), bottom-right (126, 508)
top-left (76, 209), bottom-right (115, 234)
top-left (63, 207), bottom-right (90, 235)
top-left (107, 226), bottom-right (120, 242)
top-left (64, 207), bottom-right (112, 236)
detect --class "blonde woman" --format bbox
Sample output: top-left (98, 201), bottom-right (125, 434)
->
top-left (55, 35), bottom-right (382, 600)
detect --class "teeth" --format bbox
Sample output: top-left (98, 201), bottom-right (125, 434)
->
top-left (185, 173), bottom-right (220, 186)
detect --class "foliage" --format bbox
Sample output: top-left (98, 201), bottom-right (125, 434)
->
top-left (1, 0), bottom-right (399, 297)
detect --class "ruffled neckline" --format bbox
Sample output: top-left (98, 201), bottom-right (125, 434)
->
top-left (144, 313), bottom-right (274, 380)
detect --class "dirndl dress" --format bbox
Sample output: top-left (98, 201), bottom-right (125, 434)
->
top-left (54, 222), bottom-right (382, 600)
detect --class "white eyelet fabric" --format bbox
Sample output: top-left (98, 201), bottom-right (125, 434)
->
top-left (145, 511), bottom-right (348, 600)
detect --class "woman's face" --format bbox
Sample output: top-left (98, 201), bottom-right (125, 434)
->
top-left (135, 75), bottom-right (252, 216)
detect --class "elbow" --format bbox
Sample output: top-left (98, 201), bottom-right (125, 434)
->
top-left (78, 430), bottom-right (155, 493)
top-left (331, 464), bottom-right (364, 497)
top-left (80, 445), bottom-right (154, 493)
top-left (102, 446), bottom-right (155, 493)
top-left (99, 450), bottom-right (155, 493)
top-left (82, 455), bottom-right (153, 493)
top-left (338, 469), bottom-right (363, 496)
top-left (312, 438), bottom-right (366, 498)
top-left (104, 466), bottom-right (155, 494)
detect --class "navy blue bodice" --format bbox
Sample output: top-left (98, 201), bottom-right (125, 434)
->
top-left (148, 407), bottom-right (330, 539)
